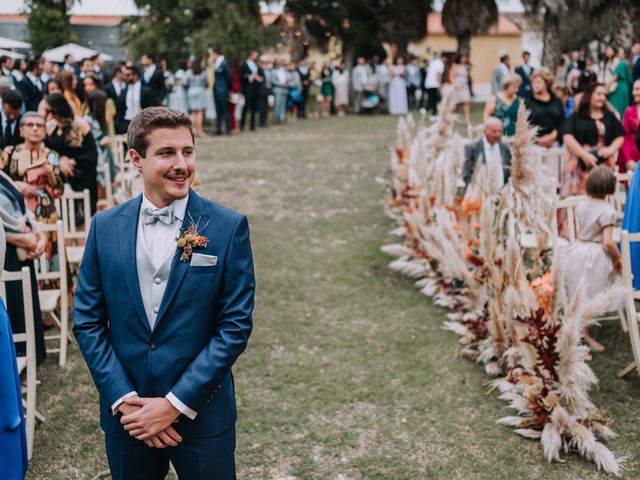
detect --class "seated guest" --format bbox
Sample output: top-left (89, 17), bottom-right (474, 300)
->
top-left (44, 93), bottom-right (98, 215)
top-left (462, 116), bottom-right (512, 194)
top-left (524, 68), bottom-right (565, 148)
top-left (483, 74), bottom-right (521, 137)
top-left (16, 58), bottom-right (43, 112)
top-left (1, 112), bottom-right (65, 227)
top-left (1, 89), bottom-right (23, 149)
top-left (0, 167), bottom-right (47, 365)
top-left (618, 79), bottom-right (640, 172)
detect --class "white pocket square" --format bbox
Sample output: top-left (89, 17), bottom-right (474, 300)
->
top-left (191, 253), bottom-right (218, 266)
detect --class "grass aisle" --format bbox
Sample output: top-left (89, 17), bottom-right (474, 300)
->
top-left (28, 116), bottom-right (639, 479)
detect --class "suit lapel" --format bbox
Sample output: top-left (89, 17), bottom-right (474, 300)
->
top-left (153, 190), bottom-right (209, 331)
top-left (119, 195), bottom-right (151, 334)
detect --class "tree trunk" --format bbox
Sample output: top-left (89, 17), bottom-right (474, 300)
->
top-left (541, 9), bottom-right (560, 69)
top-left (457, 33), bottom-right (471, 55)
top-left (613, 7), bottom-right (634, 50)
top-left (343, 43), bottom-right (356, 72)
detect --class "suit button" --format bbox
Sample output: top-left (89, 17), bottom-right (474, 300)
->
top-left (153, 306), bottom-right (159, 314)
top-left (149, 342), bottom-right (158, 350)
top-left (154, 277), bottom-right (162, 285)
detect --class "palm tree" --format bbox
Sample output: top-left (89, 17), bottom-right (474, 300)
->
top-left (441, 0), bottom-right (498, 55)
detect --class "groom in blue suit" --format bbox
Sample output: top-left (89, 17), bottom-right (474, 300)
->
top-left (73, 107), bottom-right (254, 479)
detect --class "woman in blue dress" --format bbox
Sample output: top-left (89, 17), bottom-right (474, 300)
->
top-left (622, 130), bottom-right (640, 288)
top-left (0, 226), bottom-right (29, 480)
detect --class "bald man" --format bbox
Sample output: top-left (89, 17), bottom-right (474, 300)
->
top-left (462, 116), bottom-right (512, 193)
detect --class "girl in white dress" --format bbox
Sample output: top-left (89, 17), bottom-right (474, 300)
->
top-left (563, 166), bottom-right (622, 352)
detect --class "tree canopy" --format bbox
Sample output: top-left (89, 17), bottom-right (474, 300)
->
top-left (25, 0), bottom-right (75, 53)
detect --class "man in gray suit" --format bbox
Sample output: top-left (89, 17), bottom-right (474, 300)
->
top-left (462, 117), bottom-right (512, 193)
top-left (491, 54), bottom-right (511, 95)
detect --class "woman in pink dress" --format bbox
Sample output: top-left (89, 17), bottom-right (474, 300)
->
top-left (618, 79), bottom-right (640, 172)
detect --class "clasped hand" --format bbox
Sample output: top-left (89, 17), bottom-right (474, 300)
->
top-left (119, 395), bottom-right (182, 448)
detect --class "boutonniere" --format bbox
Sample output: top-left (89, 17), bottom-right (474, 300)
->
top-left (176, 215), bottom-right (209, 262)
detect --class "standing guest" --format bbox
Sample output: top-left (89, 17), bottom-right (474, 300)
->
top-left (0, 220), bottom-right (28, 480)
top-left (45, 93), bottom-right (99, 213)
top-left (515, 51), bottom-right (533, 97)
top-left (424, 52), bottom-right (444, 119)
top-left (552, 84), bottom-right (574, 119)
top-left (123, 66), bottom-right (142, 133)
top-left (170, 60), bottom-right (189, 115)
top-left (37, 79), bottom-right (63, 117)
top-left (319, 63), bottom-right (333, 118)
top-left (331, 62), bottom-right (350, 117)
top-left (450, 53), bottom-right (471, 124)
top-left (141, 53), bottom-right (166, 108)
top-left (0, 56), bottom-right (14, 87)
top-left (352, 57), bottom-right (369, 114)
top-left (40, 58), bottom-right (53, 84)
top-left (483, 74), bottom-right (521, 137)
top-left (59, 71), bottom-right (81, 115)
top-left (16, 59), bottom-right (44, 113)
top-left (0, 167), bottom-right (48, 365)
top-left (617, 79), bottom-right (640, 172)
top-left (1, 90), bottom-right (23, 150)
top-left (62, 53), bottom-right (76, 73)
top-left (76, 57), bottom-right (95, 102)
top-left (563, 166), bottom-right (621, 352)
top-left (106, 65), bottom-right (129, 134)
top-left (11, 59), bottom-right (27, 83)
top-left (377, 58), bottom-right (390, 112)
top-left (307, 65), bottom-right (321, 119)
top-left (186, 60), bottom-right (208, 138)
top-left (81, 75), bottom-right (105, 110)
top-left (419, 57), bottom-right (429, 109)
top-left (258, 56), bottom-right (272, 127)
top-left (286, 63), bottom-right (303, 121)
top-left (228, 61), bottom-right (242, 134)
top-left (297, 59), bottom-right (310, 118)
top-left (406, 57), bottom-right (422, 110)
top-left (271, 59), bottom-right (288, 124)
top-left (564, 50), bottom-right (582, 81)
top-left (388, 57), bottom-right (408, 116)
top-left (1, 112), bottom-right (65, 228)
top-left (632, 42), bottom-right (640, 83)
top-left (491, 54), bottom-right (511, 95)
top-left (462, 116), bottom-right (512, 194)
top-left (240, 51), bottom-right (264, 132)
top-left (84, 90), bottom-right (116, 194)
top-left (566, 58), bottom-right (584, 94)
top-left (524, 68), bottom-right (565, 148)
top-left (561, 82), bottom-right (624, 197)
top-left (600, 46), bottom-right (630, 118)
top-left (92, 54), bottom-right (109, 86)
top-left (211, 49), bottom-right (233, 135)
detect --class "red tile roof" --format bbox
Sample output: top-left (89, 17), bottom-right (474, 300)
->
top-left (427, 12), bottom-right (520, 36)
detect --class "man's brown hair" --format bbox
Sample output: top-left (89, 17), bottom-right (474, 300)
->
top-left (127, 107), bottom-right (194, 157)
top-left (586, 165), bottom-right (616, 199)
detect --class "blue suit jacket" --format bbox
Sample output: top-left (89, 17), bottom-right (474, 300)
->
top-left (73, 190), bottom-right (255, 438)
top-left (214, 60), bottom-right (233, 97)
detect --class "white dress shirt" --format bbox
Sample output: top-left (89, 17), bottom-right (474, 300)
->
top-left (124, 81), bottom-right (142, 121)
top-left (111, 193), bottom-right (197, 420)
top-left (482, 136), bottom-right (505, 192)
top-left (143, 64), bottom-right (157, 84)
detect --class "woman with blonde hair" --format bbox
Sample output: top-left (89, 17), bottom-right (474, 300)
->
top-left (524, 67), bottom-right (565, 148)
top-left (59, 71), bottom-right (81, 115)
top-left (483, 73), bottom-right (521, 136)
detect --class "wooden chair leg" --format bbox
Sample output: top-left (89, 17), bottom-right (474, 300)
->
top-left (618, 361), bottom-right (637, 378)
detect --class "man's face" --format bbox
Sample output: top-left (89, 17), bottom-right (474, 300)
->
top-left (20, 116), bottom-right (46, 144)
top-left (42, 59), bottom-right (52, 73)
top-left (124, 68), bottom-right (137, 84)
top-left (66, 55), bottom-right (74, 65)
top-left (141, 55), bottom-right (151, 66)
top-left (82, 60), bottom-right (94, 73)
top-left (633, 43), bottom-right (640, 56)
top-left (2, 58), bottom-right (13, 70)
top-left (357, 57), bottom-right (365, 65)
top-left (249, 52), bottom-right (259, 62)
top-left (523, 53), bottom-right (530, 64)
top-left (130, 127), bottom-right (195, 206)
top-left (3, 103), bottom-right (21, 122)
top-left (484, 123), bottom-right (503, 144)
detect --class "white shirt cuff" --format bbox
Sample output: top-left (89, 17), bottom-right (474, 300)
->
top-left (111, 391), bottom-right (138, 415)
top-left (166, 392), bottom-right (197, 420)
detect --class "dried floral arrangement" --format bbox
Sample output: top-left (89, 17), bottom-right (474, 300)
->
top-left (382, 97), bottom-right (624, 475)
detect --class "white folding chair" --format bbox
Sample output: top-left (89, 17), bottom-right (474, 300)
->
top-left (557, 195), bottom-right (585, 244)
top-left (613, 170), bottom-right (633, 222)
top-left (618, 231), bottom-right (640, 377)
top-left (36, 221), bottom-right (70, 366)
top-left (466, 123), bottom-right (484, 141)
top-left (96, 162), bottom-right (114, 211)
top-left (1, 267), bottom-right (38, 459)
top-left (541, 147), bottom-right (565, 192)
top-left (56, 186), bottom-right (92, 268)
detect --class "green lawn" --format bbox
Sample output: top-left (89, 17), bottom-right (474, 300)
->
top-left (27, 112), bottom-right (640, 479)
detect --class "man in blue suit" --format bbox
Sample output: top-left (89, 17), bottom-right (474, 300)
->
top-left (73, 107), bottom-right (255, 479)
top-left (212, 49), bottom-right (233, 136)
top-left (515, 51), bottom-right (533, 98)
